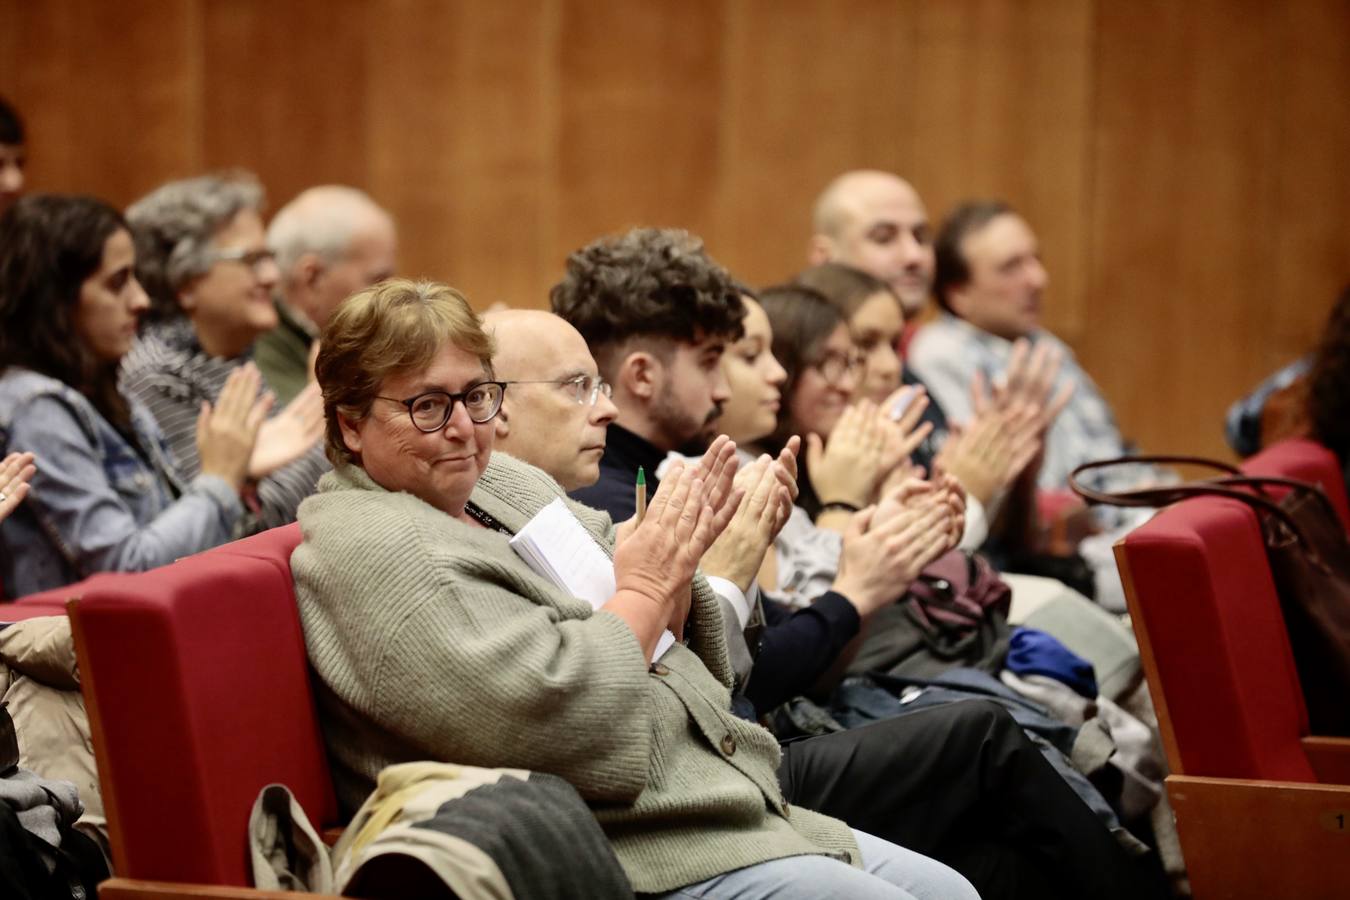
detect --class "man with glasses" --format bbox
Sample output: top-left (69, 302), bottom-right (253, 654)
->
top-left (531, 236), bottom-right (1163, 900)
top-left (486, 307), bottom-right (767, 687)
top-left (483, 309), bottom-right (619, 492)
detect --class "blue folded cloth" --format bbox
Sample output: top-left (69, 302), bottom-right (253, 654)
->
top-left (1006, 627), bottom-right (1098, 699)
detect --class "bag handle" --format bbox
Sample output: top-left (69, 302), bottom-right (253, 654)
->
top-left (1068, 455), bottom-right (1339, 566)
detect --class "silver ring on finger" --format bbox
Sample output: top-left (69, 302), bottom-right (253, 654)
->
top-left (0, 491), bottom-right (7, 503)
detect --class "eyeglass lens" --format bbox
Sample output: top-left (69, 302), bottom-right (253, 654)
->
top-left (407, 383), bottom-right (504, 431)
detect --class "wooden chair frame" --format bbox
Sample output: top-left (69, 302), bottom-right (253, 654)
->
top-left (1116, 543), bottom-right (1350, 899)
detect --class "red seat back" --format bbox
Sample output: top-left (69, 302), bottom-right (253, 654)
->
top-left (1119, 496), bottom-right (1316, 783)
top-left (1241, 437), bottom-right (1350, 534)
top-left (71, 528), bottom-right (336, 886)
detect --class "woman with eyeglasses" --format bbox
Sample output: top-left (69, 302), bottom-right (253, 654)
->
top-left (293, 278), bottom-right (983, 900)
top-left (755, 284), bottom-right (938, 528)
top-left (0, 194), bottom-right (268, 597)
top-left (121, 172), bottom-right (328, 531)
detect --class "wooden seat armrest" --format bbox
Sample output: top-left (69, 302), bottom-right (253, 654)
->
top-left (1166, 774), bottom-right (1350, 899)
top-left (1302, 735), bottom-right (1350, 784)
top-left (98, 878), bottom-right (340, 899)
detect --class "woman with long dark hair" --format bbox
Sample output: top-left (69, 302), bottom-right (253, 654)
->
top-left (0, 194), bottom-right (266, 597)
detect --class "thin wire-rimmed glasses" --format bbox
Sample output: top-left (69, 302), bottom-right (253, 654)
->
top-left (811, 349), bottom-right (865, 385)
top-left (207, 246), bottom-right (277, 275)
top-left (499, 374), bottom-right (612, 406)
top-left (374, 382), bottom-right (507, 432)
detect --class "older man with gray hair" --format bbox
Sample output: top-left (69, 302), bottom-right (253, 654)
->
top-left (255, 185), bottom-right (397, 404)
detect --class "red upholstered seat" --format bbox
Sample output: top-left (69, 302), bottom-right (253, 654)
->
top-left (1240, 436), bottom-right (1350, 534)
top-left (205, 521), bottom-right (304, 566)
top-left (1117, 481), bottom-right (1350, 897)
top-left (70, 529), bottom-right (336, 888)
top-left (2, 574), bottom-right (104, 620)
top-left (1120, 496), bottom-right (1316, 782)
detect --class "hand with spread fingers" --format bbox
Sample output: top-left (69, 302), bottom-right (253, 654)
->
top-left (876, 385), bottom-right (935, 475)
top-left (770, 435), bottom-right (802, 532)
top-left (0, 451), bottom-right (36, 523)
top-left (700, 446), bottom-right (797, 592)
top-left (196, 363), bottom-right (273, 492)
top-left (690, 434), bottom-right (742, 514)
top-left (806, 401), bottom-right (889, 512)
top-left (972, 339), bottom-right (1074, 436)
top-left (612, 435), bottom-right (739, 550)
top-left (935, 402), bottom-right (1042, 506)
top-left (833, 496), bottom-right (959, 617)
top-left (611, 447), bottom-right (743, 648)
top-left (249, 380), bottom-right (326, 478)
top-left (928, 468), bottom-right (969, 548)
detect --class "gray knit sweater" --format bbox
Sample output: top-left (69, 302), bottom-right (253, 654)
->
top-left (292, 453), bottom-right (858, 893)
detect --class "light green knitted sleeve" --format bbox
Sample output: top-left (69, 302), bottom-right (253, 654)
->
top-left (295, 483), bottom-right (655, 803)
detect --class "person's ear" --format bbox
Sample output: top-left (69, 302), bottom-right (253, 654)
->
top-left (806, 234), bottom-right (836, 266)
top-left (494, 402), bottom-right (511, 440)
top-left (618, 350), bottom-right (660, 402)
top-left (338, 413), bottom-right (364, 457)
top-left (295, 252), bottom-right (325, 290)
top-left (177, 279), bottom-right (198, 313)
top-left (946, 282), bottom-right (972, 319)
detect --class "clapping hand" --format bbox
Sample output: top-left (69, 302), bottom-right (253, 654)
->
top-left (196, 364), bottom-right (273, 491)
top-left (934, 402), bottom-right (1041, 506)
top-left (614, 446), bottom-right (743, 642)
top-left (249, 381), bottom-right (326, 478)
top-left (700, 437), bottom-right (800, 592)
top-left (973, 339), bottom-right (1074, 436)
top-left (833, 491), bottom-right (960, 617)
top-left (0, 452), bottom-right (36, 523)
top-left (806, 402), bottom-right (888, 511)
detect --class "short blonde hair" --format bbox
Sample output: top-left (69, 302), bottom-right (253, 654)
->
top-left (316, 278), bottom-right (495, 467)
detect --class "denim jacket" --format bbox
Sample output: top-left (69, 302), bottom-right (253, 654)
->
top-left (0, 368), bottom-right (243, 598)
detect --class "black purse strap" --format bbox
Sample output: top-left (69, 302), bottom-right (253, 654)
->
top-left (1068, 455), bottom-right (1341, 567)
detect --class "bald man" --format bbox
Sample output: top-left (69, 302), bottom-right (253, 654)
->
top-left (256, 186), bottom-right (398, 403)
top-left (482, 314), bottom-right (1158, 900)
top-left (808, 170), bottom-right (934, 322)
top-left (485, 309), bottom-right (620, 492)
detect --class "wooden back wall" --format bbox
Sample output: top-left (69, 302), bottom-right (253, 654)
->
top-left (3, 0), bottom-right (1348, 460)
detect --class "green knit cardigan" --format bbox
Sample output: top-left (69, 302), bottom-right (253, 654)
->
top-left (292, 453), bottom-right (858, 893)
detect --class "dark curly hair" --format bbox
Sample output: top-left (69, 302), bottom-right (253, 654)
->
top-left (932, 199), bottom-right (1013, 315)
top-left (0, 194), bottom-right (133, 429)
top-left (1308, 284), bottom-right (1350, 465)
top-left (549, 228), bottom-right (746, 378)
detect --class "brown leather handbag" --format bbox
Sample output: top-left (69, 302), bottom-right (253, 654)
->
top-left (1069, 455), bottom-right (1350, 735)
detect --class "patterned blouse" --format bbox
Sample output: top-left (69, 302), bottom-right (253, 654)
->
top-left (120, 318), bottom-right (329, 533)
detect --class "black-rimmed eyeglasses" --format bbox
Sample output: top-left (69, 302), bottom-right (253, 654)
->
top-left (810, 349), bottom-right (864, 386)
top-left (499, 374), bottom-right (612, 406)
top-left (374, 382), bottom-right (507, 432)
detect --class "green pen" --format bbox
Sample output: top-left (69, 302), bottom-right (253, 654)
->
top-left (635, 466), bottom-right (647, 523)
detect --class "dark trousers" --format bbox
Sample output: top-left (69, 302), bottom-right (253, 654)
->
top-left (778, 700), bottom-right (1159, 900)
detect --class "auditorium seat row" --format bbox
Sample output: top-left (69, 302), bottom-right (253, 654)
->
top-left (1, 437), bottom-right (1346, 898)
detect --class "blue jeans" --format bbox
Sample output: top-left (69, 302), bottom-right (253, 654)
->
top-left (650, 829), bottom-right (980, 900)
